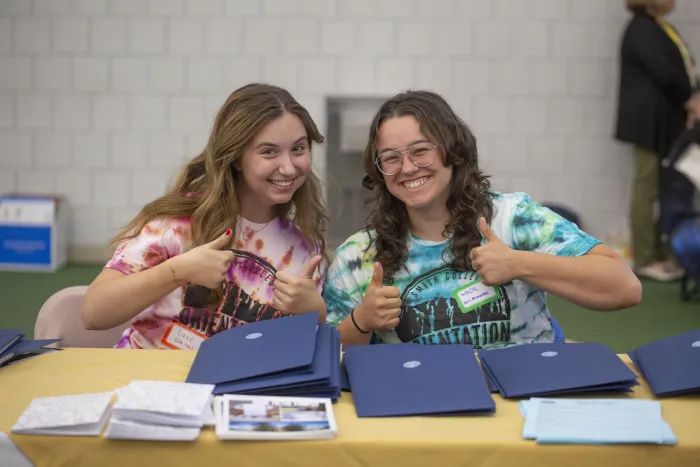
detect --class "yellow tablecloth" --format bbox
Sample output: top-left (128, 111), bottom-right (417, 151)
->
top-left (0, 349), bottom-right (698, 467)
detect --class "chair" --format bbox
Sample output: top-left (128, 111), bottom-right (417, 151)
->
top-left (34, 286), bottom-right (130, 348)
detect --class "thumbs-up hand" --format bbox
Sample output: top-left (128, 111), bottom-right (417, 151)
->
top-left (273, 255), bottom-right (324, 315)
top-left (469, 217), bottom-right (518, 286)
top-left (352, 262), bottom-right (402, 332)
top-left (171, 228), bottom-right (235, 289)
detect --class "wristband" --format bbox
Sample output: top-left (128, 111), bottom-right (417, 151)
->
top-left (351, 309), bottom-right (370, 334)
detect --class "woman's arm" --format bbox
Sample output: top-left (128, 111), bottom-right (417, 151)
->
top-left (337, 307), bottom-right (373, 346)
top-left (513, 244), bottom-right (642, 311)
top-left (82, 224), bottom-right (233, 330)
top-left (82, 261), bottom-right (182, 330)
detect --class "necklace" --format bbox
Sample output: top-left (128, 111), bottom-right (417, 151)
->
top-left (238, 217), bottom-right (273, 241)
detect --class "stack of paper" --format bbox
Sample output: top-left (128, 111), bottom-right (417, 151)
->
top-left (212, 394), bottom-right (337, 440)
top-left (343, 343), bottom-right (495, 417)
top-left (11, 392), bottom-right (114, 436)
top-left (519, 398), bottom-right (677, 445)
top-left (628, 329), bottom-right (700, 396)
top-left (0, 329), bottom-right (60, 367)
top-left (186, 312), bottom-right (341, 401)
top-left (478, 342), bottom-right (639, 398)
top-left (104, 381), bottom-right (215, 441)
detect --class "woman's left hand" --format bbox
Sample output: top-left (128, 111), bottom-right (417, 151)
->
top-left (272, 256), bottom-right (324, 315)
top-left (469, 217), bottom-right (520, 286)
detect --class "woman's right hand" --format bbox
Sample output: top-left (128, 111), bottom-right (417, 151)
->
top-left (353, 262), bottom-right (402, 332)
top-left (171, 228), bottom-right (235, 289)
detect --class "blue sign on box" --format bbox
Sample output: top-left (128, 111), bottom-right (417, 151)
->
top-left (0, 195), bottom-right (68, 272)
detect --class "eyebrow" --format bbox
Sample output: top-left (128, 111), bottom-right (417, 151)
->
top-left (255, 136), bottom-right (308, 150)
top-left (378, 139), bottom-right (429, 154)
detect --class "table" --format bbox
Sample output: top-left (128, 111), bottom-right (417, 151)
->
top-left (0, 349), bottom-right (698, 467)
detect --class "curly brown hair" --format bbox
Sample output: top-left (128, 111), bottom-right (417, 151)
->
top-left (111, 83), bottom-right (328, 308)
top-left (361, 90), bottom-right (494, 282)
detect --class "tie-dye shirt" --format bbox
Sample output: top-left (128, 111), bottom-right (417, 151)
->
top-left (322, 192), bottom-right (600, 349)
top-left (106, 217), bottom-right (325, 349)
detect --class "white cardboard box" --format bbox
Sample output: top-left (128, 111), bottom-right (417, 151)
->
top-left (0, 194), bottom-right (68, 272)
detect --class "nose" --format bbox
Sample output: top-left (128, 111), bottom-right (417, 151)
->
top-left (399, 152), bottom-right (418, 175)
top-left (277, 152), bottom-right (295, 176)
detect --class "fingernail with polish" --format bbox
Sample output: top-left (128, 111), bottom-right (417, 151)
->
top-left (225, 228), bottom-right (231, 236)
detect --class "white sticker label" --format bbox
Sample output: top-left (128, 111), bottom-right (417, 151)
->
top-left (453, 279), bottom-right (501, 313)
top-left (162, 323), bottom-right (206, 351)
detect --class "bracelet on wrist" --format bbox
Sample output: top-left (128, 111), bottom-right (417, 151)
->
top-left (351, 308), bottom-right (370, 334)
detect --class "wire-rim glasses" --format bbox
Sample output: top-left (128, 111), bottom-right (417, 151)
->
top-left (374, 142), bottom-right (439, 176)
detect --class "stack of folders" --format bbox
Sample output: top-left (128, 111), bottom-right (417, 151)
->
top-left (343, 343), bottom-right (495, 417)
top-left (104, 381), bottom-right (216, 441)
top-left (628, 329), bottom-right (700, 396)
top-left (478, 342), bottom-right (639, 398)
top-left (186, 312), bottom-right (342, 401)
top-left (0, 328), bottom-right (60, 367)
top-left (519, 398), bottom-right (677, 445)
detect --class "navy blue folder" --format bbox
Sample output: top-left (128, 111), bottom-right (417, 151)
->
top-left (186, 312), bottom-right (320, 385)
top-left (628, 329), bottom-right (700, 397)
top-left (213, 323), bottom-right (333, 395)
top-left (478, 342), bottom-right (638, 399)
top-left (0, 331), bottom-right (61, 367)
top-left (0, 329), bottom-right (24, 356)
top-left (344, 343), bottom-right (496, 417)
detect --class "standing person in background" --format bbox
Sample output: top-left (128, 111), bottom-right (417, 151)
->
top-left (81, 83), bottom-right (329, 349)
top-left (615, 0), bottom-right (700, 281)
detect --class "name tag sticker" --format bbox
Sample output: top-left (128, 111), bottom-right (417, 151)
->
top-left (161, 322), bottom-right (208, 350)
top-left (452, 278), bottom-right (501, 314)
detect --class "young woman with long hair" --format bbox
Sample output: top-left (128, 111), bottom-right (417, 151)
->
top-left (323, 90), bottom-right (642, 349)
top-left (82, 83), bottom-right (329, 349)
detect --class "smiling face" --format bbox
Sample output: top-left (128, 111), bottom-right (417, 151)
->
top-left (235, 112), bottom-right (311, 221)
top-left (375, 115), bottom-right (452, 213)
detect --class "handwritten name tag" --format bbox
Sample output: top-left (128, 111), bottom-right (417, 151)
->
top-left (452, 279), bottom-right (501, 313)
top-left (161, 322), bottom-right (207, 351)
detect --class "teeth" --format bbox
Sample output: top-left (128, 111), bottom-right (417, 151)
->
top-left (270, 180), bottom-right (293, 187)
top-left (403, 177), bottom-right (429, 190)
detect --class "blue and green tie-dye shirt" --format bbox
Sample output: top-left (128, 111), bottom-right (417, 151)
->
top-left (322, 192), bottom-right (601, 349)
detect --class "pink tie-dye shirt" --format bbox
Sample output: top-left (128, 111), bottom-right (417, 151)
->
top-left (106, 217), bottom-right (326, 350)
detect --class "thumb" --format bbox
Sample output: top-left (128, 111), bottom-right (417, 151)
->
top-left (479, 217), bottom-right (499, 243)
top-left (370, 262), bottom-right (384, 287)
top-left (302, 255), bottom-right (322, 279)
top-left (206, 228), bottom-right (232, 250)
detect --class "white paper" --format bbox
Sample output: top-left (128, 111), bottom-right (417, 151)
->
top-left (104, 416), bottom-right (201, 442)
top-left (11, 392), bottom-right (114, 436)
top-left (0, 432), bottom-right (34, 467)
top-left (676, 143), bottom-right (700, 189)
top-left (112, 381), bottom-right (215, 428)
top-left (520, 398), bottom-right (677, 445)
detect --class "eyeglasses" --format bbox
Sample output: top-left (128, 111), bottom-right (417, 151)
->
top-left (375, 142), bottom-right (439, 176)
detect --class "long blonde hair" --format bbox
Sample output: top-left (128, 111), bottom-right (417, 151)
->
top-left (112, 83), bottom-right (328, 303)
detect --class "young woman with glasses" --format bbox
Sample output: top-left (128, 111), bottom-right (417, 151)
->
top-left (322, 90), bottom-right (642, 349)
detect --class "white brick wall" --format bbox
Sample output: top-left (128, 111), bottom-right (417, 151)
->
top-left (0, 0), bottom-right (699, 254)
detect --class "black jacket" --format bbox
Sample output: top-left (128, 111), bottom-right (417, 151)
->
top-left (615, 9), bottom-right (697, 157)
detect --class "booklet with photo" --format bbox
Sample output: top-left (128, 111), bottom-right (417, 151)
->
top-left (213, 394), bottom-right (337, 440)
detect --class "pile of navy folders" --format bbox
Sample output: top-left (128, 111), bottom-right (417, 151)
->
top-left (342, 341), bottom-right (640, 418)
top-left (628, 329), bottom-right (700, 397)
top-left (186, 311), bottom-right (342, 401)
top-left (0, 329), bottom-right (60, 368)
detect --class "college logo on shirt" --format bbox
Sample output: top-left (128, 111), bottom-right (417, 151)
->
top-left (175, 250), bottom-right (286, 337)
top-left (396, 266), bottom-right (512, 348)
